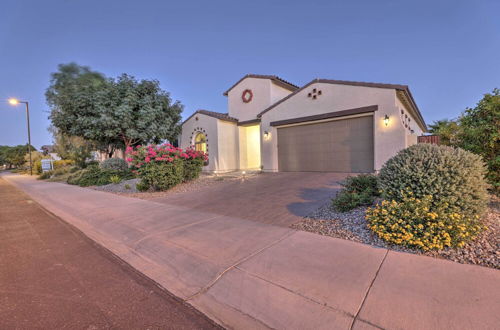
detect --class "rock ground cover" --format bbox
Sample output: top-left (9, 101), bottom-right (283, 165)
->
top-left (92, 172), bottom-right (261, 199)
top-left (292, 195), bottom-right (499, 269)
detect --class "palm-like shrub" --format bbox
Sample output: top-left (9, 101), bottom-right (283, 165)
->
top-left (378, 144), bottom-right (489, 219)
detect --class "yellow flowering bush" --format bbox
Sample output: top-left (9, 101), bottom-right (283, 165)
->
top-left (366, 193), bottom-right (484, 250)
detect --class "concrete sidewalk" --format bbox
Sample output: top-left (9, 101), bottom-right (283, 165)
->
top-left (3, 173), bottom-right (499, 330)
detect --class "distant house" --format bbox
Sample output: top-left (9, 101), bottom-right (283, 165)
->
top-left (40, 145), bottom-right (61, 160)
top-left (180, 74), bottom-right (427, 173)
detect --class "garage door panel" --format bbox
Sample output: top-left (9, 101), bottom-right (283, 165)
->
top-left (277, 116), bottom-right (374, 172)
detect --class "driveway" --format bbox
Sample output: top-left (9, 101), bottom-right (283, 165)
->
top-left (152, 172), bottom-right (347, 226)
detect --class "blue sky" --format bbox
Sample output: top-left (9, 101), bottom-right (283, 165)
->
top-left (1, 0), bottom-right (498, 148)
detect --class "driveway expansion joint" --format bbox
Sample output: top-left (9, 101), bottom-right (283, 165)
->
top-left (234, 265), bottom-right (356, 319)
top-left (349, 248), bottom-right (389, 330)
top-left (185, 230), bottom-right (297, 302)
top-left (131, 214), bottom-right (222, 249)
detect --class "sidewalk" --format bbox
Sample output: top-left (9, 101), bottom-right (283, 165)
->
top-left (3, 173), bottom-right (499, 329)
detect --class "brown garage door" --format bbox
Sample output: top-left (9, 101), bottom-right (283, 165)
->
top-left (277, 115), bottom-right (374, 172)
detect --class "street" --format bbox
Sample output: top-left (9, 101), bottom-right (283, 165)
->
top-left (0, 177), bottom-right (220, 329)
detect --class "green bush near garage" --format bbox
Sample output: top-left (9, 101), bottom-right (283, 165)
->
top-left (378, 143), bottom-right (489, 219)
top-left (332, 174), bottom-right (380, 212)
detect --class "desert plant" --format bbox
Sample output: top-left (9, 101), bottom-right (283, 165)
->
top-left (38, 171), bottom-right (53, 180)
top-left (136, 180), bottom-right (150, 192)
top-left (366, 192), bottom-right (484, 250)
top-left (378, 144), bottom-right (489, 219)
top-left (109, 175), bottom-right (122, 184)
top-left (332, 174), bottom-right (379, 211)
top-left (101, 157), bottom-right (128, 171)
top-left (52, 166), bottom-right (70, 177)
top-left (53, 159), bottom-right (75, 169)
top-left (124, 183), bottom-right (131, 190)
top-left (333, 190), bottom-right (374, 212)
top-left (67, 164), bottom-right (133, 187)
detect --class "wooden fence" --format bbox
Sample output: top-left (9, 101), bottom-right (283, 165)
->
top-left (417, 135), bottom-right (440, 144)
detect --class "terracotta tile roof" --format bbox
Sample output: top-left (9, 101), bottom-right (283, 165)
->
top-left (183, 109), bottom-right (238, 124)
top-left (223, 74), bottom-right (299, 96)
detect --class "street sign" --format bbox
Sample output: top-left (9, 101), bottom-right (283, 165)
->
top-left (41, 159), bottom-right (53, 172)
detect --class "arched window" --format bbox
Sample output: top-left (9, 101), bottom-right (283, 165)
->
top-left (194, 132), bottom-right (207, 153)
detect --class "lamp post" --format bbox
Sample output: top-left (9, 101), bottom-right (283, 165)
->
top-left (8, 98), bottom-right (33, 176)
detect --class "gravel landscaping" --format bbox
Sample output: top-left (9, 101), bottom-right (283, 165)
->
top-left (292, 195), bottom-right (500, 269)
top-left (91, 172), bottom-right (261, 199)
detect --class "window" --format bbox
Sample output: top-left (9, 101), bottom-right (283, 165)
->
top-left (194, 132), bottom-right (207, 153)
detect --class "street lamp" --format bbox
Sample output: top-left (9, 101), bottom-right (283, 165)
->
top-left (8, 98), bottom-right (33, 176)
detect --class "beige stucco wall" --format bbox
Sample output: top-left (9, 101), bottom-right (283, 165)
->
top-left (260, 83), bottom-right (409, 172)
top-left (395, 97), bottom-right (423, 147)
top-left (180, 113), bottom-right (219, 172)
top-left (227, 78), bottom-right (294, 122)
top-left (238, 124), bottom-right (261, 170)
top-left (217, 120), bottom-right (239, 172)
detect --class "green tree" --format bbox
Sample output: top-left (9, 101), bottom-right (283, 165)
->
top-left (47, 63), bottom-right (183, 156)
top-left (49, 126), bottom-right (94, 168)
top-left (428, 119), bottom-right (460, 146)
top-left (104, 74), bottom-right (183, 149)
top-left (458, 88), bottom-right (500, 194)
top-left (0, 145), bottom-right (36, 169)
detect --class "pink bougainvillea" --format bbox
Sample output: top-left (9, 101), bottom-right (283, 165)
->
top-left (125, 143), bottom-right (207, 170)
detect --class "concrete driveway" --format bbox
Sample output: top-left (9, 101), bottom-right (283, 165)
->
top-left (152, 172), bottom-right (348, 226)
top-left (3, 173), bottom-right (499, 330)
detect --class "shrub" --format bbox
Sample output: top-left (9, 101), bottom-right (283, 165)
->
top-left (136, 159), bottom-right (184, 191)
top-left (124, 183), bottom-right (131, 190)
top-left (69, 166), bottom-right (80, 173)
top-left (333, 190), bottom-right (374, 212)
top-left (378, 144), bottom-right (489, 219)
top-left (136, 180), bottom-right (150, 192)
top-left (101, 158), bottom-right (128, 171)
top-left (109, 175), bottom-right (122, 184)
top-left (38, 171), bottom-right (53, 180)
top-left (53, 159), bottom-right (75, 169)
top-left (343, 174), bottom-right (379, 196)
top-left (67, 169), bottom-right (84, 185)
top-left (366, 193), bottom-right (484, 250)
top-left (67, 164), bottom-right (133, 187)
top-left (184, 158), bottom-right (204, 181)
top-left (332, 174), bottom-right (379, 212)
top-left (52, 166), bottom-right (70, 177)
top-left (126, 144), bottom-right (207, 191)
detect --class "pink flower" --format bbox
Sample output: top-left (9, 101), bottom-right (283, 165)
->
top-left (126, 157), bottom-right (133, 162)
top-left (145, 156), bottom-right (151, 163)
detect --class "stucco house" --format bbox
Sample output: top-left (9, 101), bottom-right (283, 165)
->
top-left (180, 74), bottom-right (427, 173)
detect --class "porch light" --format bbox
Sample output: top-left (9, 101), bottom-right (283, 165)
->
top-left (264, 131), bottom-right (270, 140)
top-left (384, 115), bottom-right (390, 126)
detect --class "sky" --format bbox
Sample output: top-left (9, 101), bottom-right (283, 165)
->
top-left (0, 0), bottom-right (499, 149)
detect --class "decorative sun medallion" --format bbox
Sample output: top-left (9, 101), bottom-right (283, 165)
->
top-left (241, 89), bottom-right (253, 103)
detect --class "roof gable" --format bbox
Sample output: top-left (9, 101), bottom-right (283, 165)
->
top-left (223, 74), bottom-right (298, 96)
top-left (183, 109), bottom-right (238, 125)
top-left (257, 78), bottom-right (427, 131)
